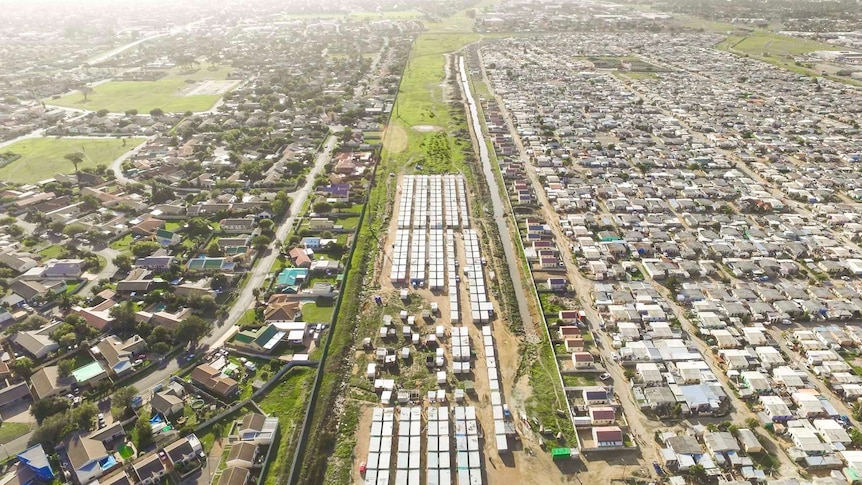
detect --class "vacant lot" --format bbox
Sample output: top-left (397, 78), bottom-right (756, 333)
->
top-left (726, 32), bottom-right (840, 57)
top-left (383, 33), bottom-right (478, 172)
top-left (48, 65), bottom-right (235, 113)
top-left (0, 137), bottom-right (143, 184)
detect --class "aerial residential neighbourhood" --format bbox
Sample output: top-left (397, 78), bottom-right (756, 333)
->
top-left (1, 0), bottom-right (862, 485)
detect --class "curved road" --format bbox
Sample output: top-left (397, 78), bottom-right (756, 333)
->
top-left (133, 134), bottom-right (337, 393)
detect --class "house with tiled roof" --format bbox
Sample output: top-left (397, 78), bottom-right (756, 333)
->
top-left (190, 365), bottom-right (238, 398)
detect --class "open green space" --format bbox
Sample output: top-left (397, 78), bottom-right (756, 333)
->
top-left (0, 422), bottom-right (30, 445)
top-left (258, 367), bottom-right (315, 485)
top-left (384, 33), bottom-right (478, 173)
top-left (717, 31), bottom-right (862, 86)
top-left (0, 137), bottom-right (143, 185)
top-left (282, 10), bottom-right (424, 20)
top-left (724, 32), bottom-right (840, 57)
top-left (110, 234), bottom-right (134, 252)
top-left (38, 244), bottom-right (66, 260)
top-left (48, 65), bottom-right (235, 113)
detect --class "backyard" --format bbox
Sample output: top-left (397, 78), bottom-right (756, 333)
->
top-left (257, 367), bottom-right (315, 485)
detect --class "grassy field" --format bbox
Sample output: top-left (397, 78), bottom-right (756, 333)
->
top-left (38, 244), bottom-right (66, 259)
top-left (283, 10), bottom-right (423, 20)
top-left (384, 33), bottom-right (478, 173)
top-left (0, 137), bottom-right (143, 184)
top-left (257, 367), bottom-right (315, 485)
top-left (725, 32), bottom-right (840, 57)
top-left (717, 32), bottom-right (862, 86)
top-left (0, 422), bottom-right (30, 445)
top-left (48, 65), bottom-right (235, 113)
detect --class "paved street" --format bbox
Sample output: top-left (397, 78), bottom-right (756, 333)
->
top-left (132, 134), bottom-right (337, 394)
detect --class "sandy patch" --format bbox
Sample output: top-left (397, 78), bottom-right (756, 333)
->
top-left (412, 124), bottom-right (442, 132)
top-left (182, 80), bottom-right (240, 96)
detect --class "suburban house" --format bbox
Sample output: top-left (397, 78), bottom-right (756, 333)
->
top-left (225, 442), bottom-right (257, 469)
top-left (219, 218), bottom-right (255, 234)
top-left (29, 365), bottom-right (71, 400)
top-left (94, 335), bottom-right (146, 376)
top-left (264, 299), bottom-right (301, 322)
top-left (217, 467), bottom-right (250, 485)
top-left (132, 454), bottom-right (167, 485)
top-left (592, 426), bottom-right (624, 447)
top-left (151, 382), bottom-right (185, 417)
top-left (190, 365), bottom-right (239, 398)
top-left (571, 352), bottom-right (594, 368)
top-left (151, 391), bottom-right (184, 417)
top-left (43, 259), bottom-right (84, 279)
top-left (164, 434), bottom-right (203, 467)
top-left (12, 321), bottom-right (61, 359)
top-left (135, 256), bottom-right (175, 270)
top-left (154, 229), bottom-right (181, 247)
top-left (237, 413), bottom-right (279, 445)
top-left (13, 444), bottom-right (54, 484)
top-left (65, 434), bottom-right (114, 485)
top-left (0, 382), bottom-right (33, 410)
top-left (98, 471), bottom-right (134, 485)
top-left (288, 248), bottom-right (312, 268)
top-left (308, 218), bottom-right (333, 231)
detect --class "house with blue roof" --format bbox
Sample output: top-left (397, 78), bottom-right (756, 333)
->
top-left (16, 444), bottom-right (54, 483)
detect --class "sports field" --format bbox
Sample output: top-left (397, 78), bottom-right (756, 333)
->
top-left (0, 137), bottom-right (144, 184)
top-left (47, 65), bottom-right (236, 114)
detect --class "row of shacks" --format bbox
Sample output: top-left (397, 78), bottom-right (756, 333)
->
top-left (390, 175), bottom-right (470, 288)
top-left (427, 406), bottom-right (454, 485)
top-left (363, 406), bottom-right (484, 485)
top-left (463, 229), bottom-right (493, 323)
top-left (454, 406), bottom-right (484, 485)
top-left (366, 407), bottom-right (396, 485)
top-left (482, 325), bottom-right (516, 453)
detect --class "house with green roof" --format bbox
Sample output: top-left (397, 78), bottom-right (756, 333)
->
top-left (155, 228), bottom-right (181, 247)
top-left (275, 267), bottom-right (309, 293)
top-left (233, 324), bottom-right (288, 354)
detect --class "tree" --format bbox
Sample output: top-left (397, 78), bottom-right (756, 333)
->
top-left (30, 397), bottom-right (70, 424)
top-left (252, 234), bottom-right (272, 251)
top-left (688, 464), bottom-right (706, 479)
top-left (186, 218), bottom-right (212, 237)
top-left (79, 85), bottom-right (93, 102)
top-left (96, 109), bottom-right (109, 117)
top-left (211, 273), bottom-right (229, 290)
top-left (131, 241), bottom-right (161, 258)
top-left (258, 218), bottom-right (275, 236)
top-left (63, 223), bottom-right (88, 237)
top-left (135, 414), bottom-right (154, 450)
top-left (113, 253), bottom-right (132, 272)
top-left (113, 386), bottom-right (138, 416)
top-left (10, 357), bottom-right (35, 378)
top-left (175, 315), bottom-right (213, 346)
top-left (65, 152), bottom-right (85, 175)
top-left (110, 301), bottom-right (138, 336)
top-left (58, 359), bottom-right (75, 378)
top-left (149, 108), bottom-right (164, 117)
top-left (745, 417), bottom-right (761, 429)
top-left (313, 201), bottom-right (332, 213)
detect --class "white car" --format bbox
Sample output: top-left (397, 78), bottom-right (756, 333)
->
top-left (599, 373), bottom-right (612, 381)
